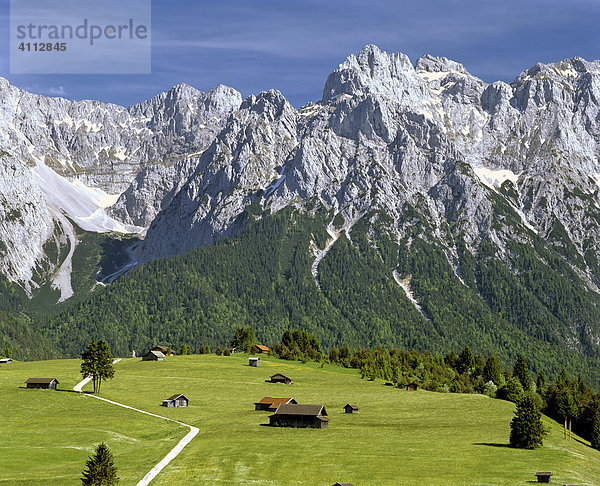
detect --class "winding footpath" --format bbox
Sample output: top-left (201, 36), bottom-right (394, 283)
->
top-left (73, 359), bottom-right (199, 486)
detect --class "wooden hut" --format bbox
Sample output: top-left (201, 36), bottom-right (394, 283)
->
top-left (332, 483), bottom-right (354, 486)
top-left (151, 345), bottom-right (173, 356)
top-left (142, 350), bottom-right (165, 361)
top-left (255, 345), bottom-right (269, 354)
top-left (161, 394), bottom-right (189, 407)
top-left (25, 378), bottom-right (59, 389)
top-left (269, 404), bottom-right (328, 429)
top-left (406, 382), bottom-right (419, 391)
top-left (254, 397), bottom-right (298, 411)
top-left (270, 373), bottom-right (292, 384)
top-left (343, 404), bottom-right (359, 414)
top-left (249, 357), bottom-right (260, 367)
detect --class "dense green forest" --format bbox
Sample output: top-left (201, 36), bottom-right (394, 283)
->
top-left (3, 204), bottom-right (600, 388)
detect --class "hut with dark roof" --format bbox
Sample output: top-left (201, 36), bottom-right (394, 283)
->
top-left (406, 381), bottom-right (419, 391)
top-left (269, 404), bottom-right (328, 428)
top-left (343, 404), bottom-right (359, 413)
top-left (25, 378), bottom-right (59, 389)
top-left (254, 397), bottom-right (298, 411)
top-left (142, 350), bottom-right (165, 361)
top-left (269, 373), bottom-right (292, 384)
top-left (152, 345), bottom-right (173, 356)
top-left (161, 394), bottom-right (189, 407)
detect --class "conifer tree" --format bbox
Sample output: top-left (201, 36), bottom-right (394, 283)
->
top-left (509, 393), bottom-right (546, 449)
top-left (513, 355), bottom-right (533, 391)
top-left (591, 407), bottom-right (600, 450)
top-left (483, 354), bottom-right (502, 385)
top-left (536, 370), bottom-right (546, 396)
top-left (457, 346), bottom-right (474, 375)
top-left (81, 442), bottom-right (118, 485)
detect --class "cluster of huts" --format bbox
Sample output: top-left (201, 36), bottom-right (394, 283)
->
top-left (252, 371), bottom-right (359, 429)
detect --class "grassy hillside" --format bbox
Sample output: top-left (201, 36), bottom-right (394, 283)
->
top-left (1, 354), bottom-right (599, 485)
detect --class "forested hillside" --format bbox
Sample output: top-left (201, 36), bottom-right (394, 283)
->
top-left (32, 206), bottom-right (600, 388)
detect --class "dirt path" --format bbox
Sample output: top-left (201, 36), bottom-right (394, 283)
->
top-left (73, 359), bottom-right (198, 485)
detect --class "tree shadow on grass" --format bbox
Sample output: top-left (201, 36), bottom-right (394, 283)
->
top-left (473, 442), bottom-right (512, 448)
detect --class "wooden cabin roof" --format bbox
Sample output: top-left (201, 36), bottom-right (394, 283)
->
top-left (256, 345), bottom-right (269, 351)
top-left (152, 345), bottom-right (171, 352)
top-left (25, 378), bottom-right (59, 384)
top-left (273, 404), bottom-right (327, 416)
top-left (344, 403), bottom-right (359, 410)
top-left (270, 373), bottom-right (291, 379)
top-left (255, 397), bottom-right (296, 409)
top-left (146, 350), bottom-right (165, 358)
top-left (164, 394), bottom-right (189, 401)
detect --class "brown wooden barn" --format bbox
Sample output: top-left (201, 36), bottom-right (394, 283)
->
top-left (269, 404), bottom-right (328, 428)
top-left (255, 345), bottom-right (269, 354)
top-left (25, 378), bottom-right (59, 389)
top-left (254, 397), bottom-right (298, 411)
top-left (151, 345), bottom-right (173, 356)
top-left (161, 394), bottom-right (189, 407)
top-left (343, 404), bottom-right (359, 413)
top-left (142, 350), bottom-right (165, 361)
top-left (270, 373), bottom-right (292, 384)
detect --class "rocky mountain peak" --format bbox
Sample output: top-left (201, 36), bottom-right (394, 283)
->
top-left (415, 54), bottom-right (469, 75)
top-left (322, 45), bottom-right (418, 102)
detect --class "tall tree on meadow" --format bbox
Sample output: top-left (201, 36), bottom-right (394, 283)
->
top-left (81, 442), bottom-right (118, 485)
top-left (513, 355), bottom-right (533, 391)
top-left (81, 340), bottom-right (115, 394)
top-left (557, 389), bottom-right (578, 441)
top-left (536, 370), bottom-right (547, 396)
top-left (509, 393), bottom-right (546, 449)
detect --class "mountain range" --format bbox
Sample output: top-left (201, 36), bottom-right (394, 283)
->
top-left (2, 45), bottom-right (600, 380)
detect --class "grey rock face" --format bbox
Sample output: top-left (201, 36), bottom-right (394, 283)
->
top-left (2, 44), bottom-right (600, 312)
top-left (0, 78), bottom-right (241, 291)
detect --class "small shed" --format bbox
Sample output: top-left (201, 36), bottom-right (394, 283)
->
top-left (343, 404), bottom-right (359, 414)
top-left (249, 357), bottom-right (260, 367)
top-left (534, 472), bottom-right (552, 483)
top-left (333, 483), bottom-right (354, 486)
top-left (152, 345), bottom-right (173, 356)
top-left (269, 404), bottom-right (328, 429)
top-left (25, 378), bottom-right (59, 390)
top-left (254, 397), bottom-right (298, 411)
top-left (406, 382), bottom-right (419, 391)
top-left (270, 373), bottom-right (292, 384)
top-left (142, 350), bottom-right (165, 361)
top-left (256, 345), bottom-right (269, 354)
top-left (0, 358), bottom-right (13, 364)
top-left (162, 394), bottom-right (189, 407)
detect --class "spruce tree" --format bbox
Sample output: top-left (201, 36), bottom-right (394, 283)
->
top-left (81, 443), bottom-right (118, 485)
top-left (457, 346), bottom-right (474, 375)
top-left (509, 393), bottom-right (546, 449)
top-left (483, 354), bottom-right (502, 385)
top-left (591, 408), bottom-right (600, 450)
top-left (536, 370), bottom-right (546, 396)
top-left (513, 355), bottom-right (533, 392)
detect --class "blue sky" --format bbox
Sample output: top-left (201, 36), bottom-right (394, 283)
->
top-left (1, 0), bottom-right (598, 107)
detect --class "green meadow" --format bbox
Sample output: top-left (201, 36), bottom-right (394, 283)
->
top-left (1, 354), bottom-right (599, 485)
